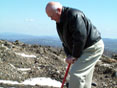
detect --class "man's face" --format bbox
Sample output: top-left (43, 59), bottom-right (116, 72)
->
top-left (46, 9), bottom-right (60, 23)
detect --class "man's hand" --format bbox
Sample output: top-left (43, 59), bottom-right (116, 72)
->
top-left (66, 56), bottom-right (77, 64)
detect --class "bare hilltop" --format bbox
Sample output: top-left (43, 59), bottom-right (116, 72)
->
top-left (0, 40), bottom-right (116, 88)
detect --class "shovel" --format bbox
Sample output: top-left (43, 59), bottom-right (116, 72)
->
top-left (61, 63), bottom-right (71, 88)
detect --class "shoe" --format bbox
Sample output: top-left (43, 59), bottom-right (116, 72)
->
top-left (66, 82), bottom-right (69, 88)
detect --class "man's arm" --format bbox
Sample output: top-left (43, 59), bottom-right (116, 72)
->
top-left (62, 43), bottom-right (71, 56)
top-left (69, 13), bottom-right (87, 58)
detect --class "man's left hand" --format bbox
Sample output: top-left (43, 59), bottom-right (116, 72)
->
top-left (66, 56), bottom-right (77, 64)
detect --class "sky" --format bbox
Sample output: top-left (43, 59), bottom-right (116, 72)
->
top-left (0, 0), bottom-right (117, 39)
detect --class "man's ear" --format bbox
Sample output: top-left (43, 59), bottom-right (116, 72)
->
top-left (57, 8), bottom-right (61, 14)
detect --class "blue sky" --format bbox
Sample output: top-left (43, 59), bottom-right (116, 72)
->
top-left (0, 0), bottom-right (117, 39)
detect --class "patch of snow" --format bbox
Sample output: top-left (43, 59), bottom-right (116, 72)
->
top-left (101, 63), bottom-right (111, 67)
top-left (9, 64), bottom-right (31, 71)
top-left (0, 77), bottom-right (62, 88)
top-left (23, 77), bottom-right (61, 87)
top-left (9, 64), bottom-right (16, 69)
top-left (57, 70), bottom-right (60, 73)
top-left (17, 68), bottom-right (31, 71)
top-left (0, 80), bottom-right (19, 85)
top-left (37, 67), bottom-right (41, 70)
top-left (15, 53), bottom-right (36, 58)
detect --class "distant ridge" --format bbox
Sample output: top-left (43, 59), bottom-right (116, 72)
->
top-left (0, 32), bottom-right (39, 39)
top-left (0, 32), bottom-right (62, 47)
top-left (0, 33), bottom-right (117, 54)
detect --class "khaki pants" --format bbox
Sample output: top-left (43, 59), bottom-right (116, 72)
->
top-left (68, 40), bottom-right (104, 88)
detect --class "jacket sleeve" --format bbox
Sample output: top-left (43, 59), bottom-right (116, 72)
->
top-left (69, 14), bottom-right (87, 58)
top-left (62, 43), bottom-right (71, 56)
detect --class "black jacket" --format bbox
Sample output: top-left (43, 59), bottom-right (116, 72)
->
top-left (56, 7), bottom-right (101, 58)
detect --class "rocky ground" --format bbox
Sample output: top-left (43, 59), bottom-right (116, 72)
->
top-left (0, 40), bottom-right (117, 88)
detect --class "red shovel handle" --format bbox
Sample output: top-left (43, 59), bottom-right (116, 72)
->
top-left (61, 63), bottom-right (71, 88)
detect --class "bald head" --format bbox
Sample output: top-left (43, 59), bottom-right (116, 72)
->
top-left (45, 2), bottom-right (63, 22)
top-left (46, 2), bottom-right (62, 12)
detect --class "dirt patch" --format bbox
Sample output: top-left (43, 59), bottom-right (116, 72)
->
top-left (0, 40), bottom-right (117, 88)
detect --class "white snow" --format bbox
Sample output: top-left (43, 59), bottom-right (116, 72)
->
top-left (9, 64), bottom-right (31, 71)
top-left (22, 77), bottom-right (61, 87)
top-left (9, 64), bottom-right (16, 69)
top-left (0, 80), bottom-right (19, 85)
top-left (17, 68), bottom-right (31, 71)
top-left (15, 53), bottom-right (36, 58)
top-left (101, 63), bottom-right (111, 67)
top-left (0, 77), bottom-right (62, 88)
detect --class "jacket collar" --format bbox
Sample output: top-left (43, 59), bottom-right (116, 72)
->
top-left (57, 6), bottom-right (68, 24)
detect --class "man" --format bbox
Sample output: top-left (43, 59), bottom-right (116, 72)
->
top-left (45, 1), bottom-right (104, 88)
